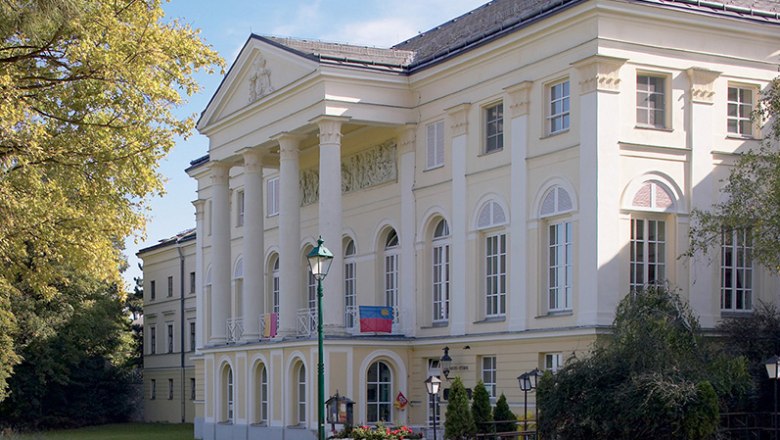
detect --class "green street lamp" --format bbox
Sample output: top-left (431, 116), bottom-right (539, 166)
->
top-left (307, 236), bottom-right (334, 440)
top-left (765, 355), bottom-right (780, 440)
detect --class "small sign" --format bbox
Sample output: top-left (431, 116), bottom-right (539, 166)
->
top-left (394, 391), bottom-right (408, 410)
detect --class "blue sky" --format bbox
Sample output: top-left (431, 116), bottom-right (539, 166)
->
top-left (123, 0), bottom-right (488, 287)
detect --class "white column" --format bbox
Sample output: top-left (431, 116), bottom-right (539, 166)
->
top-left (210, 163), bottom-right (231, 344)
top-left (242, 150), bottom-right (265, 341)
top-left (506, 82), bottom-right (532, 332)
top-left (316, 117), bottom-right (345, 332)
top-left (398, 126), bottom-right (417, 336)
top-left (446, 103), bottom-right (470, 336)
top-left (277, 135), bottom-right (302, 338)
top-left (193, 199), bottom-right (206, 350)
top-left (573, 56), bottom-right (626, 327)
top-left (686, 67), bottom-right (720, 328)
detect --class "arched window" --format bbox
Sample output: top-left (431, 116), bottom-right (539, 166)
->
top-left (221, 365), bottom-right (234, 423)
top-left (432, 219), bottom-right (450, 323)
top-left (476, 200), bottom-right (507, 317)
top-left (255, 363), bottom-right (268, 423)
top-left (205, 266), bottom-right (212, 342)
top-left (366, 361), bottom-right (392, 423)
top-left (628, 180), bottom-right (675, 291)
top-left (271, 255), bottom-right (280, 315)
top-left (297, 363), bottom-right (307, 424)
top-left (230, 257), bottom-right (244, 342)
top-left (384, 230), bottom-right (400, 313)
top-left (344, 239), bottom-right (357, 329)
top-left (540, 185), bottom-right (574, 312)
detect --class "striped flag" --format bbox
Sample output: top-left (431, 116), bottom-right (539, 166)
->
top-left (359, 306), bottom-right (393, 333)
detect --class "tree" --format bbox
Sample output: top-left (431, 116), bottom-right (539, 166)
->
top-left (471, 380), bottom-right (494, 436)
top-left (444, 377), bottom-right (475, 440)
top-left (688, 78), bottom-right (780, 270)
top-left (0, 0), bottom-right (222, 400)
top-left (492, 393), bottom-right (516, 434)
top-left (537, 286), bottom-right (750, 440)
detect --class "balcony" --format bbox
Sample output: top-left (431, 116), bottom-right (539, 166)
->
top-left (226, 318), bottom-right (243, 344)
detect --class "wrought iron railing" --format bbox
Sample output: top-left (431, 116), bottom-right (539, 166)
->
top-left (296, 308), bottom-right (316, 337)
top-left (226, 318), bottom-right (243, 343)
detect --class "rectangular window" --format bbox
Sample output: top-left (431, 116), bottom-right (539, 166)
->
top-left (266, 177), bottom-right (280, 217)
top-left (150, 280), bottom-right (156, 301)
top-left (189, 272), bottom-right (196, 294)
top-left (150, 326), bottom-right (156, 354)
top-left (189, 321), bottom-right (196, 352)
top-left (167, 323), bottom-right (174, 353)
top-left (385, 253), bottom-right (399, 311)
top-left (728, 86), bottom-right (754, 137)
top-left (630, 218), bottom-right (666, 291)
top-left (190, 378), bottom-right (196, 401)
top-left (168, 378), bottom-right (174, 400)
top-left (236, 190), bottom-right (245, 227)
top-left (432, 241), bottom-right (450, 322)
top-left (485, 233), bottom-right (507, 316)
top-left (548, 222), bottom-right (573, 311)
top-left (151, 379), bottom-right (156, 400)
top-left (636, 75), bottom-right (666, 128)
top-left (485, 103), bottom-right (504, 153)
top-left (548, 80), bottom-right (570, 134)
top-left (167, 276), bottom-right (173, 297)
top-left (426, 120), bottom-right (445, 169)
top-left (345, 259), bottom-right (356, 329)
top-left (721, 228), bottom-right (753, 311)
top-left (481, 356), bottom-right (497, 398)
top-left (545, 353), bottom-right (563, 372)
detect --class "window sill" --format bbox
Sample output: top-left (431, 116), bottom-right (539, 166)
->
top-left (541, 129), bottom-right (569, 139)
top-left (478, 148), bottom-right (504, 157)
top-left (218, 422), bottom-right (234, 426)
top-left (287, 424), bottom-right (307, 429)
top-left (634, 125), bottom-right (672, 132)
top-left (721, 310), bottom-right (753, 318)
top-left (726, 134), bottom-right (758, 141)
top-left (250, 422), bottom-right (268, 427)
top-left (474, 316), bottom-right (506, 324)
top-left (535, 310), bottom-right (573, 319)
top-left (424, 164), bottom-right (445, 172)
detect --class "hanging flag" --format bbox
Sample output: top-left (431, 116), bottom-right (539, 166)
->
top-left (394, 391), bottom-right (408, 410)
top-left (359, 306), bottom-right (393, 333)
top-left (263, 312), bottom-right (278, 338)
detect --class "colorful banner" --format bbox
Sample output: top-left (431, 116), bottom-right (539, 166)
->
top-left (394, 391), bottom-right (408, 410)
top-left (359, 306), bottom-right (393, 333)
top-left (263, 312), bottom-right (278, 338)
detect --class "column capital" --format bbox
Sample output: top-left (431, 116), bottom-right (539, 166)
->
top-left (274, 133), bottom-right (305, 160)
top-left (445, 103), bottom-right (471, 137)
top-left (192, 199), bottom-right (206, 216)
top-left (314, 117), bottom-right (348, 145)
top-left (504, 81), bottom-right (533, 118)
top-left (397, 124), bottom-right (417, 154)
top-left (686, 67), bottom-right (721, 104)
top-left (572, 55), bottom-right (627, 95)
top-left (242, 149), bottom-right (265, 173)
top-left (209, 162), bottom-right (230, 184)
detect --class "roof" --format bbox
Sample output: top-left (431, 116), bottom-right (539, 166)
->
top-left (137, 228), bottom-right (196, 255)
top-left (264, 36), bottom-right (414, 69)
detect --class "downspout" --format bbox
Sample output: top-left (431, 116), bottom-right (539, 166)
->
top-left (177, 240), bottom-right (186, 424)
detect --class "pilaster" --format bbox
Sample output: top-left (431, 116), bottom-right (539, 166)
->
top-left (398, 125), bottom-right (417, 336)
top-left (192, 199), bottom-right (206, 350)
top-left (209, 162), bottom-right (231, 344)
top-left (446, 103), bottom-right (470, 336)
top-left (241, 149), bottom-right (264, 341)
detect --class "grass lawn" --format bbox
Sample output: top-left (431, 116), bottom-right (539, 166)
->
top-left (5, 423), bottom-right (193, 440)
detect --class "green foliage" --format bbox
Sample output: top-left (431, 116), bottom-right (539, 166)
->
top-left (0, 0), bottom-right (223, 400)
top-left (444, 377), bottom-right (475, 440)
top-left (492, 393), bottom-right (516, 433)
top-left (537, 286), bottom-right (749, 440)
top-left (688, 78), bottom-right (780, 271)
top-left (471, 380), bottom-right (494, 435)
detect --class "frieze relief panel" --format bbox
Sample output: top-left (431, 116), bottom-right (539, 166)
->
top-left (300, 139), bottom-right (397, 206)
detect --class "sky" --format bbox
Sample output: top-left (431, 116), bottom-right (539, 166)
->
top-left (123, 0), bottom-right (489, 287)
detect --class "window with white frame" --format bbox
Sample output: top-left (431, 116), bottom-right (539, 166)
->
top-left (234, 258), bottom-right (244, 322)
top-left (297, 363), bottom-right (306, 424)
top-left (150, 326), bottom-right (156, 354)
top-left (481, 356), bottom-right (497, 398)
top-left (167, 323), bottom-right (174, 353)
top-left (307, 269), bottom-right (316, 311)
top-left (345, 239), bottom-right (357, 328)
top-left (540, 186), bottom-right (574, 312)
top-left (721, 228), bottom-right (753, 311)
top-left (189, 321), bottom-right (196, 352)
top-left (150, 280), bottom-right (156, 301)
top-left (426, 120), bottom-right (445, 169)
top-left (167, 276), bottom-right (173, 297)
top-left (544, 353), bottom-right (563, 372)
top-left (266, 177), bottom-right (280, 217)
top-left (432, 219), bottom-right (450, 323)
top-left (189, 271), bottom-right (195, 294)
top-left (630, 218), bottom-right (666, 291)
top-left (477, 201), bottom-right (508, 318)
top-left (223, 366), bottom-right (234, 423)
top-left (485, 102), bottom-right (504, 153)
top-left (236, 189), bottom-right (245, 226)
top-left (548, 79), bottom-right (570, 134)
top-left (272, 256), bottom-right (280, 315)
top-left (384, 230), bottom-right (400, 312)
top-left (636, 74), bottom-right (666, 128)
top-left (728, 86), bottom-right (754, 137)
top-left (367, 361), bottom-right (393, 423)
top-left (257, 364), bottom-right (269, 423)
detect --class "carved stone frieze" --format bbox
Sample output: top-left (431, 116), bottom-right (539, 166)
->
top-left (248, 53), bottom-right (274, 103)
top-left (686, 67), bottom-right (721, 104)
top-left (299, 139), bottom-right (398, 206)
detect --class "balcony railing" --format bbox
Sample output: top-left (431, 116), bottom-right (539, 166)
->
top-left (296, 307), bottom-right (317, 337)
top-left (226, 318), bottom-right (243, 344)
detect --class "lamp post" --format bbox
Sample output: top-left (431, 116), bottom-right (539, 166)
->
top-left (440, 347), bottom-right (452, 380)
top-left (517, 369), bottom-right (540, 434)
top-left (425, 375), bottom-right (442, 440)
top-left (766, 355), bottom-right (780, 440)
top-left (307, 237), bottom-right (333, 440)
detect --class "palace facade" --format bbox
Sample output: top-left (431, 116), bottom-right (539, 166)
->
top-left (140, 0), bottom-right (780, 438)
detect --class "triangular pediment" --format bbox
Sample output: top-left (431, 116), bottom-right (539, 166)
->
top-left (198, 36), bottom-right (318, 130)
